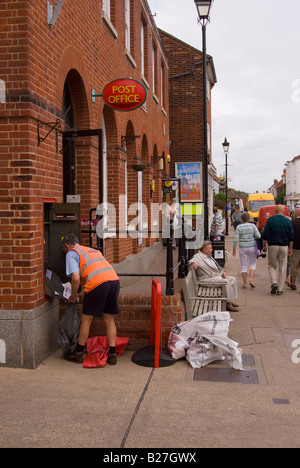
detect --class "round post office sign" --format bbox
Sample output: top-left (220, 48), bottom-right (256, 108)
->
top-left (102, 78), bottom-right (147, 112)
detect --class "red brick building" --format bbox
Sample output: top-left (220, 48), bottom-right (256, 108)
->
top-left (0, 0), bottom-right (176, 367)
top-left (159, 30), bottom-right (217, 232)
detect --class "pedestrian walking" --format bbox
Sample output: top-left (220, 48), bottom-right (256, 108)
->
top-left (210, 207), bottom-right (223, 235)
top-left (288, 208), bottom-right (300, 291)
top-left (231, 206), bottom-right (242, 230)
top-left (262, 205), bottom-right (294, 295)
top-left (61, 233), bottom-right (120, 364)
top-left (233, 212), bottom-right (261, 289)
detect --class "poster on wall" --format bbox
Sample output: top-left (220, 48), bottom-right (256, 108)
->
top-left (175, 162), bottom-right (202, 202)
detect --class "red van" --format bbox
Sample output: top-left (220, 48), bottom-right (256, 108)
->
top-left (257, 205), bottom-right (290, 233)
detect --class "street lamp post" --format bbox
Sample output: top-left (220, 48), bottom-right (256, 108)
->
top-left (222, 137), bottom-right (230, 236)
top-left (194, 0), bottom-right (214, 240)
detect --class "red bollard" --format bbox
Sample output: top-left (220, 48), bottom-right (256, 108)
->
top-left (150, 279), bottom-right (162, 368)
top-left (131, 278), bottom-right (174, 368)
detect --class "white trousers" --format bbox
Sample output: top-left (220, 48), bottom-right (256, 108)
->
top-left (224, 276), bottom-right (238, 303)
top-left (239, 247), bottom-right (258, 273)
top-left (268, 245), bottom-right (288, 292)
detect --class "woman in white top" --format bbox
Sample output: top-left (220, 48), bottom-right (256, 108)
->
top-left (233, 212), bottom-right (261, 289)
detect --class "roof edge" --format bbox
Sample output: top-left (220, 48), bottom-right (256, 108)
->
top-left (158, 28), bottom-right (217, 84)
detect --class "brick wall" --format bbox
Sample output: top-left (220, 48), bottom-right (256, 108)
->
top-left (87, 291), bottom-right (185, 349)
top-left (159, 29), bottom-right (214, 175)
top-left (0, 0), bottom-right (170, 311)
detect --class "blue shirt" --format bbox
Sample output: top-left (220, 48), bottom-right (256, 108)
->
top-left (66, 245), bottom-right (80, 276)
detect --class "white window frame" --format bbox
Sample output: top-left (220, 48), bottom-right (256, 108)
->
top-left (207, 123), bottom-right (211, 155)
top-left (101, 115), bottom-right (111, 237)
top-left (152, 44), bottom-right (156, 95)
top-left (124, 161), bottom-right (128, 229)
top-left (207, 76), bottom-right (210, 102)
top-left (0, 80), bottom-right (5, 103)
top-left (141, 21), bottom-right (145, 77)
top-left (161, 63), bottom-right (164, 109)
top-left (125, 0), bottom-right (130, 52)
top-left (102, 0), bottom-right (110, 19)
top-left (137, 172), bottom-right (143, 246)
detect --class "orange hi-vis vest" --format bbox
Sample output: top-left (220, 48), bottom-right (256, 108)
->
top-left (71, 245), bottom-right (119, 293)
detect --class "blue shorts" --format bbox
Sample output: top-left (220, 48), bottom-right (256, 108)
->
top-left (83, 280), bottom-right (120, 318)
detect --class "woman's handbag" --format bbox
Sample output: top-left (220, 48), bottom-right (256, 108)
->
top-left (252, 225), bottom-right (262, 258)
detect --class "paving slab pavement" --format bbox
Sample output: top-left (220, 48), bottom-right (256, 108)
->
top-left (1, 227), bottom-right (300, 449)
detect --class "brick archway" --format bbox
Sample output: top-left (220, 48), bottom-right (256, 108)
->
top-left (58, 50), bottom-right (95, 220)
top-left (56, 45), bottom-right (91, 119)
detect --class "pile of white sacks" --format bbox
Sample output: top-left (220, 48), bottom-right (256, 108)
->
top-left (168, 312), bottom-right (243, 370)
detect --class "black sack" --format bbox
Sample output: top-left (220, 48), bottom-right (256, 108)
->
top-left (57, 302), bottom-right (81, 356)
top-left (45, 269), bottom-right (64, 299)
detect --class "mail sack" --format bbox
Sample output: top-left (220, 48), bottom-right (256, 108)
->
top-left (168, 312), bottom-right (243, 369)
top-left (83, 336), bottom-right (129, 368)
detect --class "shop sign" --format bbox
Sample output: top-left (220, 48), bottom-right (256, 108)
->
top-left (102, 78), bottom-right (147, 112)
top-left (175, 162), bottom-right (202, 202)
top-left (81, 218), bottom-right (99, 227)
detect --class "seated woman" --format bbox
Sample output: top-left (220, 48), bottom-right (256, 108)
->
top-left (189, 240), bottom-right (239, 312)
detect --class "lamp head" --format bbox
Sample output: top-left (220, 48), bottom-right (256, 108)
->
top-left (194, 0), bottom-right (213, 20)
top-left (222, 137), bottom-right (230, 153)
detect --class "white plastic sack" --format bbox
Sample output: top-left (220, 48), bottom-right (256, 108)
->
top-left (187, 334), bottom-right (243, 370)
top-left (168, 312), bottom-right (243, 370)
top-left (203, 335), bottom-right (243, 370)
top-left (186, 335), bottom-right (223, 368)
top-left (168, 312), bottom-right (231, 360)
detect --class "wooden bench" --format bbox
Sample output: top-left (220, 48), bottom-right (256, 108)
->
top-left (182, 270), bottom-right (228, 320)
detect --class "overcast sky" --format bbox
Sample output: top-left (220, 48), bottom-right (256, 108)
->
top-left (147, 0), bottom-right (300, 194)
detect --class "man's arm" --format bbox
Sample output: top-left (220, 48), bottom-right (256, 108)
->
top-left (68, 272), bottom-right (81, 303)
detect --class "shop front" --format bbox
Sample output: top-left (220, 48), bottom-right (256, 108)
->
top-left (0, 0), bottom-right (170, 368)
